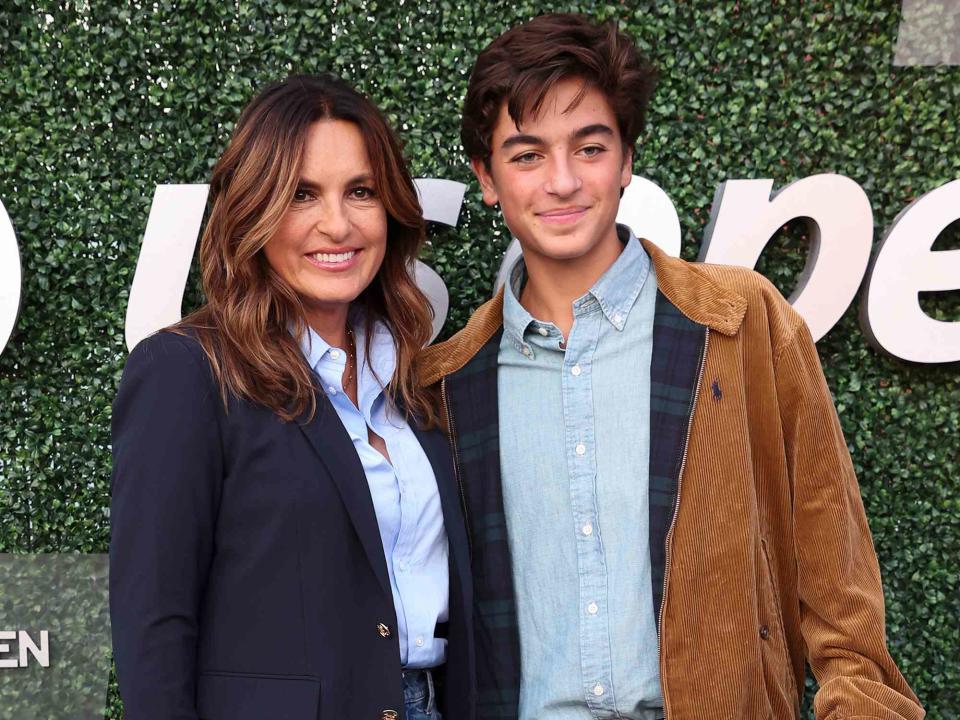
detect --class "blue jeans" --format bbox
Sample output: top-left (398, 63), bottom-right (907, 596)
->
top-left (402, 668), bottom-right (441, 720)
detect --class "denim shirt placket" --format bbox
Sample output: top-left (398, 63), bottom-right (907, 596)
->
top-left (561, 293), bottom-right (619, 712)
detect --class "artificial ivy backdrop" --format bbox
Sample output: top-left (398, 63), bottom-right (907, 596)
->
top-left (0, 1), bottom-right (957, 717)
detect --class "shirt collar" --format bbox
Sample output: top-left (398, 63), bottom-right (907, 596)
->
top-left (354, 316), bottom-right (398, 417)
top-left (299, 323), bottom-right (334, 372)
top-left (586, 224), bottom-right (651, 331)
top-left (502, 258), bottom-right (539, 355)
top-left (501, 224), bottom-right (652, 353)
top-left (297, 313), bottom-right (398, 417)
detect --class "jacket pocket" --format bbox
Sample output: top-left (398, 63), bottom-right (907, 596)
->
top-left (197, 671), bottom-right (321, 720)
top-left (758, 538), bottom-right (800, 717)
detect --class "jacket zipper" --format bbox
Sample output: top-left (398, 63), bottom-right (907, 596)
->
top-left (441, 376), bottom-right (472, 559)
top-left (657, 326), bottom-right (710, 718)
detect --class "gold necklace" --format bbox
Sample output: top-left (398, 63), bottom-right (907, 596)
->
top-left (344, 325), bottom-right (356, 390)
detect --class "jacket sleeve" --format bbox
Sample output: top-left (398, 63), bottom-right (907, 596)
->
top-left (109, 332), bottom-right (223, 720)
top-left (774, 319), bottom-right (924, 720)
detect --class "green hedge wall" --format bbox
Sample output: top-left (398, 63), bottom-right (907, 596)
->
top-left (1, 1), bottom-right (957, 717)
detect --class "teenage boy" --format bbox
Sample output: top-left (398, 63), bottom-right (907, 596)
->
top-left (420, 12), bottom-right (924, 720)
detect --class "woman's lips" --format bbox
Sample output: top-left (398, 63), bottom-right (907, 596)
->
top-left (305, 248), bottom-right (362, 271)
top-left (537, 207), bottom-right (588, 225)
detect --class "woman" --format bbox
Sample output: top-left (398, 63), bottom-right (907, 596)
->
top-left (110, 74), bottom-right (473, 720)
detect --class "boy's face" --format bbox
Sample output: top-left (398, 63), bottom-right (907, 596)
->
top-left (471, 77), bottom-right (632, 268)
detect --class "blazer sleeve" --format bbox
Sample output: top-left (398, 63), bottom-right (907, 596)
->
top-left (774, 319), bottom-right (924, 720)
top-left (110, 332), bottom-right (224, 720)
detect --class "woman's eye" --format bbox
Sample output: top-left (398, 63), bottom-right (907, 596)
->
top-left (350, 186), bottom-right (376, 200)
top-left (293, 188), bottom-right (312, 202)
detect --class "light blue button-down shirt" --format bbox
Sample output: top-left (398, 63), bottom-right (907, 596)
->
top-left (498, 229), bottom-right (664, 719)
top-left (299, 316), bottom-right (449, 669)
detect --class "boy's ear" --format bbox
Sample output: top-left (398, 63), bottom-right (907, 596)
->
top-left (470, 157), bottom-right (500, 206)
top-left (620, 146), bottom-right (634, 190)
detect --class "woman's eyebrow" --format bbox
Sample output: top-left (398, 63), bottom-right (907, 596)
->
top-left (346, 173), bottom-right (375, 186)
top-left (296, 172), bottom-right (375, 189)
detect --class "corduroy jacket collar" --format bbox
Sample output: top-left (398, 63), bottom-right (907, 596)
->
top-left (419, 238), bottom-right (748, 387)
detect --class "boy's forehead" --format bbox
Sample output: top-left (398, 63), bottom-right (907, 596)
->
top-left (490, 80), bottom-right (619, 147)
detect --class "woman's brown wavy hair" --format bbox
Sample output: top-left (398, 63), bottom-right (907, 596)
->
top-left (177, 74), bottom-right (437, 426)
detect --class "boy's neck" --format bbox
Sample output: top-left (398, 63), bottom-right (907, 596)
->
top-left (518, 225), bottom-right (624, 342)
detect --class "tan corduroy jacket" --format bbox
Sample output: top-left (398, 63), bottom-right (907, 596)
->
top-left (419, 240), bottom-right (924, 720)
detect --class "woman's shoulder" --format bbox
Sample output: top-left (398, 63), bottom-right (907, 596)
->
top-left (122, 328), bottom-right (217, 389)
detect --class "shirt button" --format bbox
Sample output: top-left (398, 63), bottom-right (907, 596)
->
top-left (327, 386), bottom-right (337, 395)
top-left (521, 346), bottom-right (532, 357)
top-left (575, 443), bottom-right (586, 456)
top-left (571, 364), bottom-right (582, 376)
top-left (537, 326), bottom-right (549, 336)
top-left (330, 349), bottom-right (341, 360)
top-left (593, 683), bottom-right (605, 696)
top-left (613, 313), bottom-right (623, 325)
top-left (587, 601), bottom-right (599, 615)
top-left (415, 636), bottom-right (424, 647)
top-left (581, 522), bottom-right (593, 536)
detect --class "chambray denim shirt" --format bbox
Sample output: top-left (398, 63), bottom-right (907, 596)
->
top-left (498, 228), bottom-right (664, 719)
top-left (300, 317), bottom-right (449, 669)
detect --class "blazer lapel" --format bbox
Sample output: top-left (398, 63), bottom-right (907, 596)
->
top-left (298, 393), bottom-right (392, 598)
top-left (412, 423), bottom-right (471, 605)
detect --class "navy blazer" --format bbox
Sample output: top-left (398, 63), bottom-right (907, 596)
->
top-left (110, 330), bottom-right (475, 720)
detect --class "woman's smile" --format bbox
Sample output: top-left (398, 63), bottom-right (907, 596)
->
top-left (304, 247), bottom-right (363, 271)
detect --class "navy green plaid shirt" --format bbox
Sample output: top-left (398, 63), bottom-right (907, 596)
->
top-left (442, 226), bottom-right (706, 719)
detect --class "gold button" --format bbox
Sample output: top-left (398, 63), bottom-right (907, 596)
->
top-left (381, 711), bottom-right (398, 720)
top-left (377, 622), bottom-right (391, 638)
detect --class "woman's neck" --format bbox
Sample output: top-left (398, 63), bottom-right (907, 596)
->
top-left (305, 304), bottom-right (351, 349)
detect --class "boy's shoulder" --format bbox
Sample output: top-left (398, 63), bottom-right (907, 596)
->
top-left (418, 291), bottom-right (505, 387)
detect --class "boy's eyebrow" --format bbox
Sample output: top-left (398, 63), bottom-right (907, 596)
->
top-left (500, 133), bottom-right (543, 151)
top-left (500, 124), bottom-right (615, 151)
top-left (571, 123), bottom-right (615, 140)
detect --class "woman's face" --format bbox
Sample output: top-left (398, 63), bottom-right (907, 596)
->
top-left (264, 119), bottom-right (388, 328)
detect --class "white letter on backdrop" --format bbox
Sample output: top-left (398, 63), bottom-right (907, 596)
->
top-left (0, 198), bottom-right (22, 358)
top-left (414, 179), bottom-right (467, 341)
top-left (18, 630), bottom-right (50, 668)
top-left (494, 175), bottom-right (682, 293)
top-left (700, 174), bottom-right (874, 341)
top-left (125, 185), bottom-right (209, 351)
top-left (861, 179), bottom-right (960, 363)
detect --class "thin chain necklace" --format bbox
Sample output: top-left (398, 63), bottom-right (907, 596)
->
top-left (343, 324), bottom-right (357, 391)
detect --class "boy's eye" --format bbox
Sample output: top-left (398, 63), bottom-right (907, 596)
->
top-left (512, 151), bottom-right (540, 164)
top-left (581, 145), bottom-right (605, 157)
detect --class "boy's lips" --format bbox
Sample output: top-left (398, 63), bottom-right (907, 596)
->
top-left (537, 206), bottom-right (589, 224)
